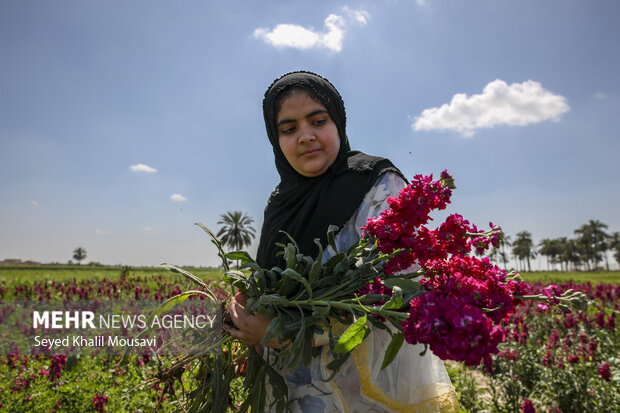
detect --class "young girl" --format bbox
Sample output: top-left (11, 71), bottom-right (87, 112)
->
top-left (225, 71), bottom-right (458, 412)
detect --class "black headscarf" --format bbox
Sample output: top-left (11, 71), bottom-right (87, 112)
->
top-left (256, 71), bottom-right (405, 269)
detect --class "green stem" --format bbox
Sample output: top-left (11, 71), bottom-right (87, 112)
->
top-left (273, 299), bottom-right (409, 322)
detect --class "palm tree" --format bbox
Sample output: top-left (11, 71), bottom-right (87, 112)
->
top-left (557, 237), bottom-right (581, 272)
top-left (610, 232), bottom-right (620, 270)
top-left (574, 220), bottom-right (609, 271)
top-left (538, 238), bottom-right (562, 271)
top-left (512, 231), bottom-right (536, 272)
top-left (217, 211), bottom-right (256, 267)
top-left (498, 234), bottom-right (512, 269)
top-left (73, 247), bottom-right (87, 265)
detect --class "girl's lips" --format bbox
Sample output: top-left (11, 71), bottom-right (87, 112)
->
top-left (300, 149), bottom-right (321, 157)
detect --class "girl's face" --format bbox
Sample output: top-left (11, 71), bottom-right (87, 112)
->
top-left (276, 89), bottom-right (340, 178)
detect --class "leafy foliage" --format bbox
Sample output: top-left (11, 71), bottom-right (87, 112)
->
top-left (72, 247), bottom-right (87, 265)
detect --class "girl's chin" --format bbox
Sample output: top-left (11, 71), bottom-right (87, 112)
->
top-left (298, 164), bottom-right (329, 177)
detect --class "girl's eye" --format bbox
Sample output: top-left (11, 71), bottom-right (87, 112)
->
top-left (279, 126), bottom-right (296, 135)
top-left (312, 118), bottom-right (327, 126)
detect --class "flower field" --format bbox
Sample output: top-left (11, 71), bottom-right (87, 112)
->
top-left (0, 266), bottom-right (618, 412)
top-left (451, 280), bottom-right (619, 412)
top-left (0, 266), bottom-right (231, 412)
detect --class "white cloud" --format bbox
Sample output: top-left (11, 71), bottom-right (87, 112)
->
top-left (143, 226), bottom-right (152, 232)
top-left (31, 200), bottom-right (39, 206)
top-left (253, 8), bottom-right (368, 53)
top-left (594, 92), bottom-right (607, 99)
top-left (343, 6), bottom-right (369, 25)
top-left (129, 163), bottom-right (157, 173)
top-left (413, 79), bottom-right (570, 137)
top-left (95, 228), bottom-right (110, 235)
top-left (415, 0), bottom-right (429, 6)
top-left (170, 193), bottom-right (187, 202)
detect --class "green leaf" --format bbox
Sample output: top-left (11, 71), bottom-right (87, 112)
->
top-left (333, 315), bottom-right (370, 354)
top-left (383, 277), bottom-right (422, 293)
top-left (224, 269), bottom-right (247, 280)
top-left (225, 250), bottom-right (254, 263)
top-left (309, 239), bottom-right (323, 284)
top-left (381, 332), bottom-right (405, 370)
top-left (121, 290), bottom-right (211, 364)
top-left (281, 268), bottom-right (312, 299)
top-left (265, 364), bottom-right (289, 412)
top-left (380, 286), bottom-right (404, 311)
top-left (283, 243), bottom-right (298, 268)
top-left (312, 304), bottom-right (331, 318)
top-left (160, 263), bottom-right (212, 294)
top-left (256, 294), bottom-right (286, 306)
top-left (327, 225), bottom-right (339, 253)
top-left (325, 353), bottom-right (350, 377)
top-left (195, 222), bottom-right (229, 271)
top-left (302, 325), bottom-right (313, 366)
top-left (279, 230), bottom-right (301, 253)
top-left (262, 316), bottom-right (283, 347)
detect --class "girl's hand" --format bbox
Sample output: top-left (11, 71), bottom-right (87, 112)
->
top-left (224, 292), bottom-right (288, 349)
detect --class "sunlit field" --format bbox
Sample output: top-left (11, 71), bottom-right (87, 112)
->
top-left (0, 265), bottom-right (617, 411)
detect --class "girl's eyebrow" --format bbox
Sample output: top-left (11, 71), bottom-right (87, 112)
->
top-left (277, 109), bottom-right (329, 127)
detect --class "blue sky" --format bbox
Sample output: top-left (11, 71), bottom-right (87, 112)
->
top-left (1, 0), bottom-right (619, 269)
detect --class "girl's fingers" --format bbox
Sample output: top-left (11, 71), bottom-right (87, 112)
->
top-left (225, 299), bottom-right (255, 343)
top-left (223, 324), bottom-right (247, 342)
top-left (234, 292), bottom-right (248, 306)
top-left (228, 299), bottom-right (248, 327)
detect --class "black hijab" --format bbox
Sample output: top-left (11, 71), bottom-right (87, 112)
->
top-left (256, 71), bottom-right (405, 269)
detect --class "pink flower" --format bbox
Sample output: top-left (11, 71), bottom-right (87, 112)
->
top-left (50, 355), bottom-right (67, 381)
top-left (402, 292), bottom-right (505, 366)
top-left (92, 393), bottom-right (109, 412)
top-left (499, 348), bottom-right (520, 361)
top-left (541, 285), bottom-right (561, 304)
top-left (521, 399), bottom-right (536, 413)
top-left (599, 362), bottom-right (611, 381)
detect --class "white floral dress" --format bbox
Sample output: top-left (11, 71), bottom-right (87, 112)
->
top-left (267, 173), bottom-right (459, 413)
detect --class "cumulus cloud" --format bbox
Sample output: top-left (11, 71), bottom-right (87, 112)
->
top-left (253, 8), bottom-right (368, 53)
top-left (31, 200), bottom-right (39, 206)
top-left (143, 226), bottom-right (152, 232)
top-left (415, 0), bottom-right (429, 6)
top-left (129, 163), bottom-right (157, 173)
top-left (413, 79), bottom-right (570, 137)
top-left (170, 194), bottom-right (187, 202)
top-left (594, 92), bottom-right (607, 99)
top-left (95, 228), bottom-right (110, 235)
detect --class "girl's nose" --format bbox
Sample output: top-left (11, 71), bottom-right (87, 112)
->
top-left (298, 125), bottom-right (316, 144)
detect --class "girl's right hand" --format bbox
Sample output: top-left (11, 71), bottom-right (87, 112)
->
top-left (224, 292), bottom-right (288, 349)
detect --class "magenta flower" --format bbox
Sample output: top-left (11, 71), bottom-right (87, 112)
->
top-left (402, 292), bottom-right (505, 366)
top-left (599, 362), bottom-right (611, 381)
top-left (521, 399), bottom-right (536, 413)
top-left (50, 355), bottom-right (67, 381)
top-left (92, 393), bottom-right (109, 412)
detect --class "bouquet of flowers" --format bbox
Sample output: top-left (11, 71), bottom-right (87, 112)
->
top-left (149, 170), bottom-right (587, 413)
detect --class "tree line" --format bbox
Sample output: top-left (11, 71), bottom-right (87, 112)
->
top-left (71, 213), bottom-right (617, 273)
top-left (492, 219), bottom-right (619, 272)
top-left (214, 213), bottom-right (620, 273)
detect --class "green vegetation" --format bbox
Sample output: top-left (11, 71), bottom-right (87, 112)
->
top-left (519, 270), bottom-right (620, 285)
top-left (2, 265), bottom-right (617, 286)
top-left (0, 265), bottom-right (224, 284)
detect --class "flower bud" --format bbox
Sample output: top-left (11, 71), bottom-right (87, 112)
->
top-left (440, 170), bottom-right (456, 189)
